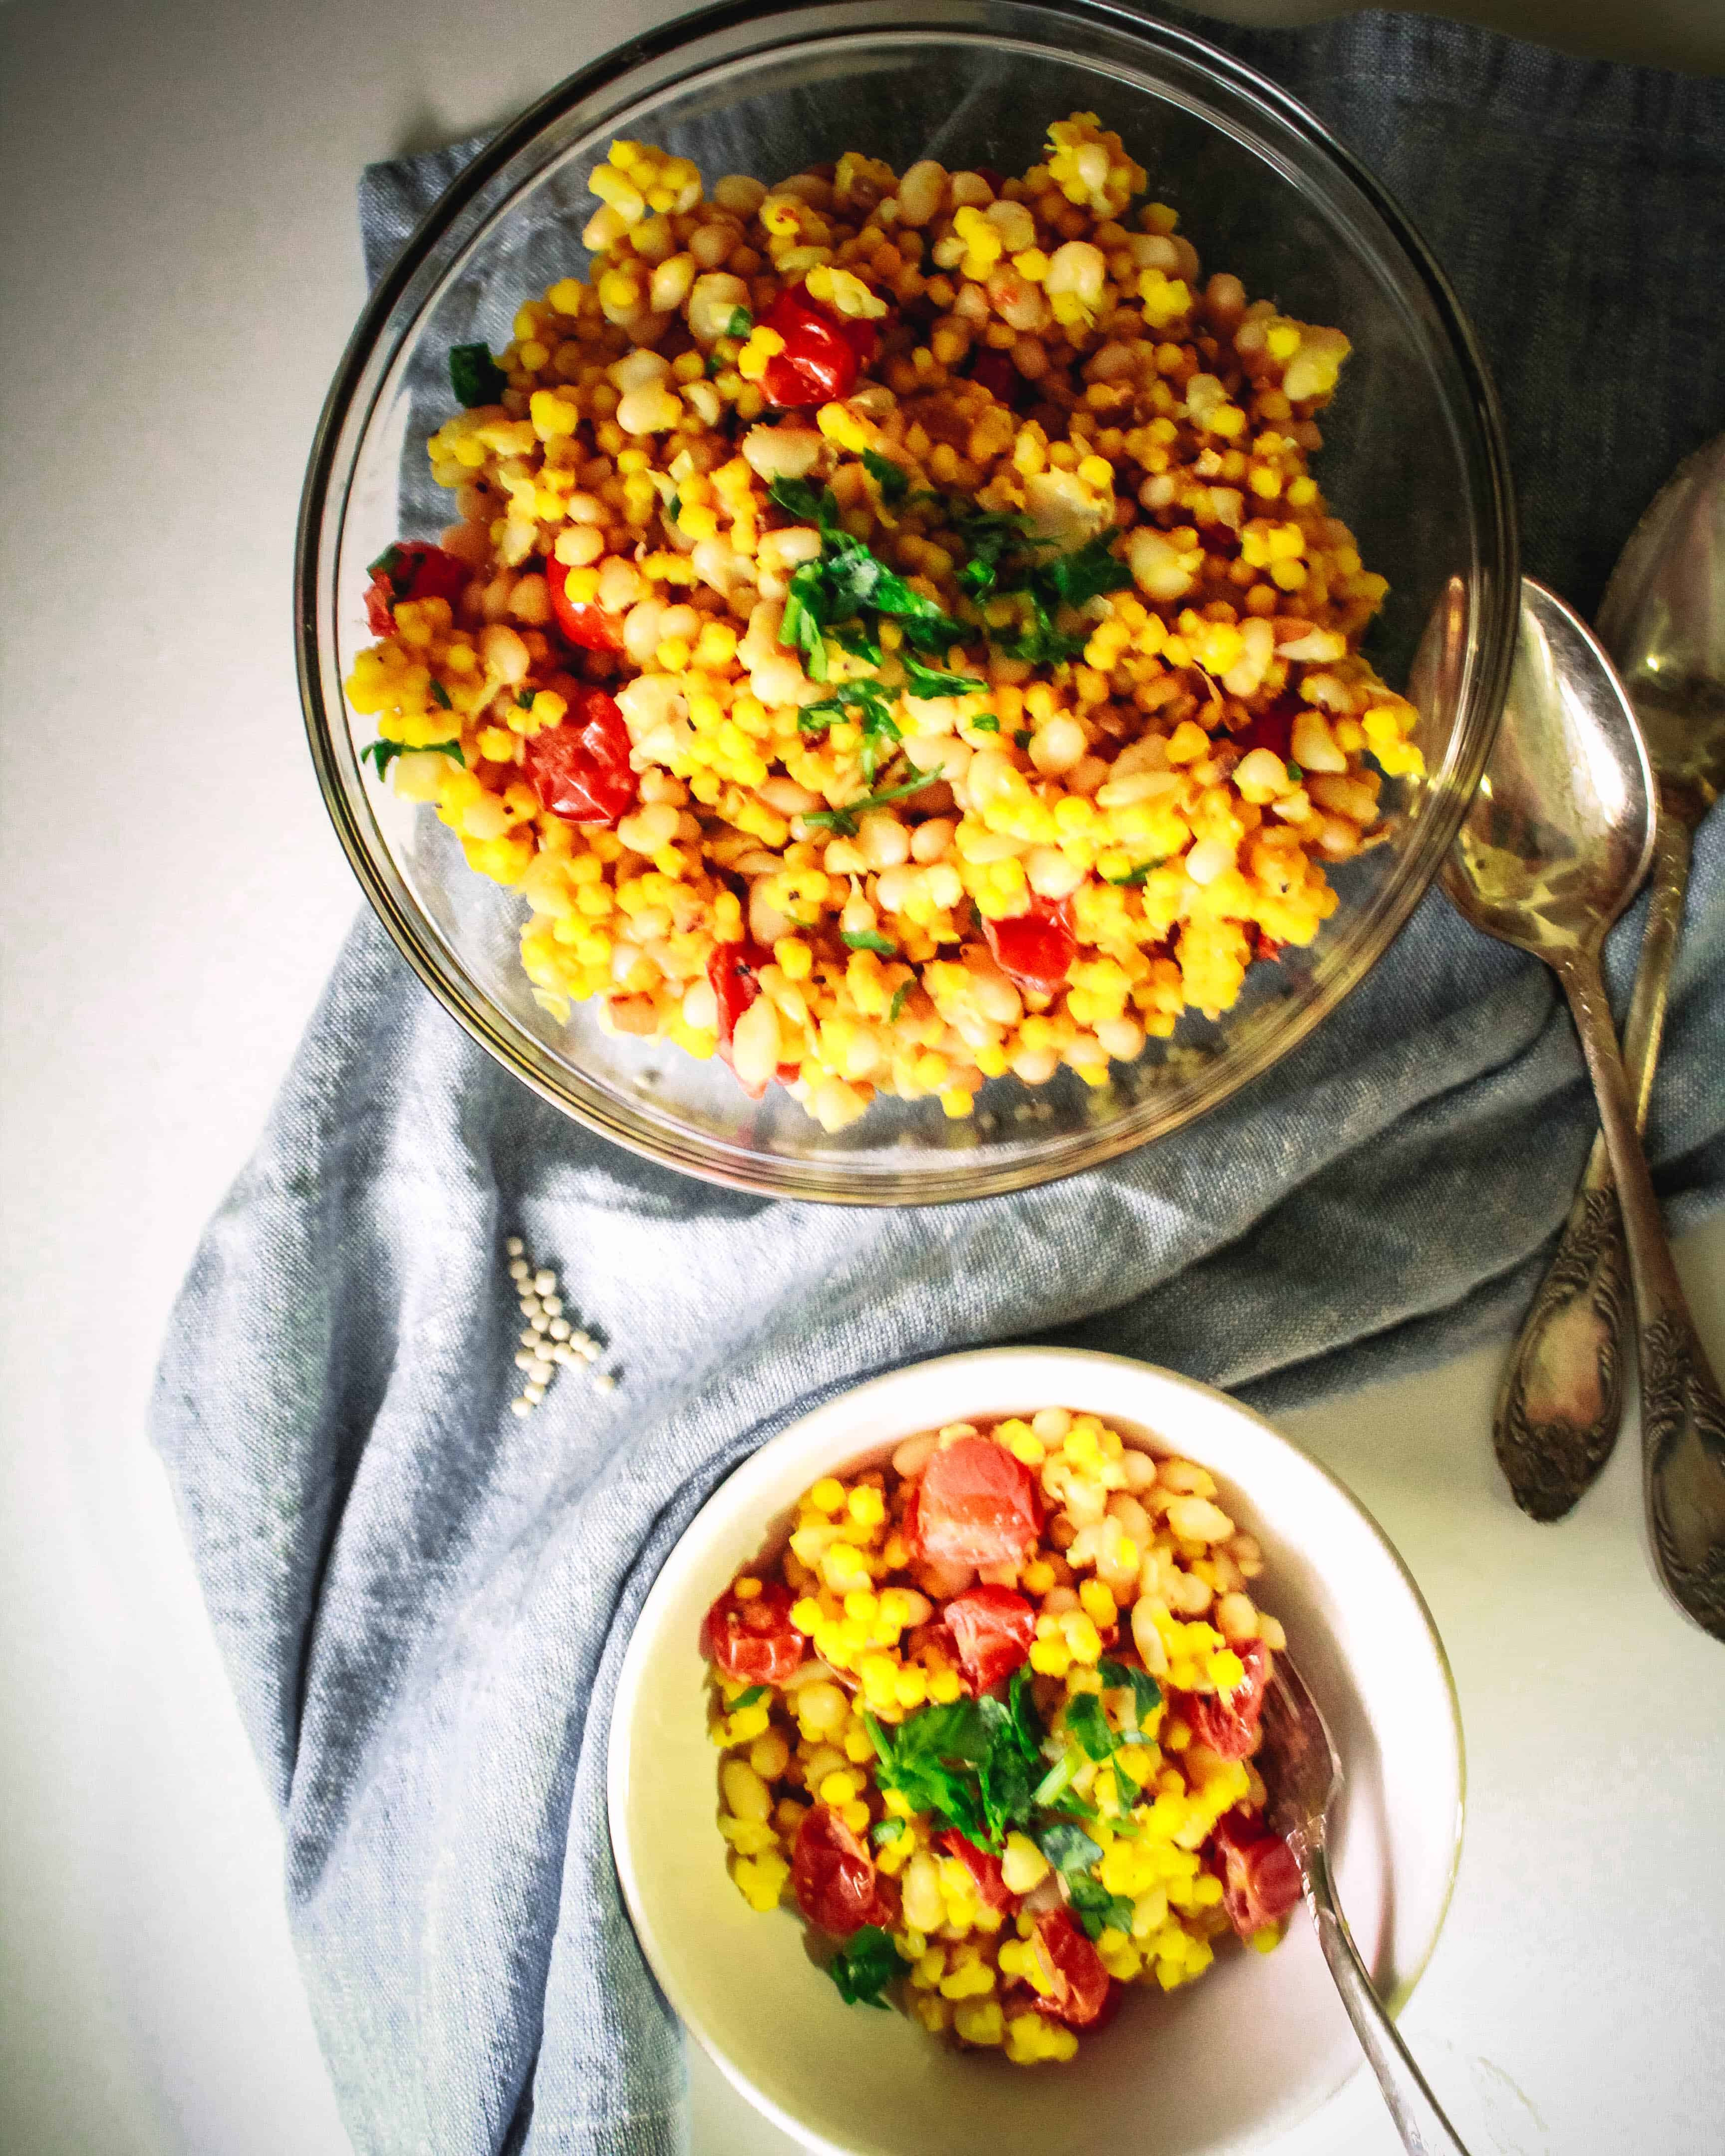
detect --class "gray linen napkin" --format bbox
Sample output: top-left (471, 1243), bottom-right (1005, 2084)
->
top-left (153, 13), bottom-right (1725, 2155)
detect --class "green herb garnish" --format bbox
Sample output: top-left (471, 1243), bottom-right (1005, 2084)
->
top-left (866, 1675), bottom-right (1043, 1852)
top-left (359, 737), bottom-right (464, 778)
top-left (871, 1818), bottom-right (907, 1847)
top-left (1286, 759), bottom-right (1303, 780)
top-left (1035, 1820), bottom-right (1104, 1874)
top-left (796, 680), bottom-right (902, 779)
top-left (429, 679), bottom-right (453, 710)
top-left (768, 475), bottom-right (842, 529)
top-left (516, 688), bottom-right (536, 709)
top-left (1066, 1874), bottom-right (1136, 1941)
top-left (666, 494), bottom-right (681, 525)
top-left (1103, 862), bottom-right (1156, 887)
top-left (366, 542), bottom-right (403, 582)
top-left (726, 306), bottom-right (754, 338)
top-left (448, 341), bottom-right (509, 407)
top-left (1036, 530), bottom-right (1134, 610)
top-left (862, 449), bottom-right (909, 502)
top-left (843, 928), bottom-right (898, 956)
top-left (730, 1685), bottom-right (768, 1710)
top-left (970, 713), bottom-right (1000, 734)
top-left (827, 1925), bottom-right (901, 2008)
top-left (1063, 1693), bottom-right (1118, 1765)
top-left (802, 765), bottom-right (943, 838)
top-left (1014, 728), bottom-right (1034, 750)
top-left (900, 652), bottom-right (987, 700)
top-left (1097, 1659), bottom-right (1162, 1732)
top-left (887, 981), bottom-right (913, 1024)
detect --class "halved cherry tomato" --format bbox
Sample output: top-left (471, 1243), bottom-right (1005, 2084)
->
top-left (983, 895), bottom-right (1077, 995)
top-left (1236, 691), bottom-right (1298, 763)
top-left (705, 1578), bottom-right (806, 1686)
top-left (522, 686), bottom-right (637, 825)
top-left (761, 283), bottom-right (881, 408)
top-left (792, 1806), bottom-right (886, 1937)
top-left (914, 1437), bottom-right (1040, 1570)
top-left (1182, 1635), bottom-right (1270, 1760)
top-left (944, 1585), bottom-right (1036, 1692)
top-left (1033, 1908), bottom-right (1112, 2027)
top-left (364, 541), bottom-right (469, 637)
top-left (546, 556), bottom-right (626, 652)
top-left (967, 347), bottom-right (1029, 411)
top-left (936, 1831), bottom-right (1019, 1913)
top-left (706, 938), bottom-right (776, 1097)
top-left (1210, 1808), bottom-right (1302, 1937)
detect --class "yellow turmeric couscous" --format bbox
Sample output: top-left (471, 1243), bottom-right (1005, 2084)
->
top-left (704, 1411), bottom-right (1303, 2062)
top-left (348, 114), bottom-right (1422, 1129)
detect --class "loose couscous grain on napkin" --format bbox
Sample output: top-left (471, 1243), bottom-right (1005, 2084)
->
top-left (154, 14), bottom-right (1725, 2155)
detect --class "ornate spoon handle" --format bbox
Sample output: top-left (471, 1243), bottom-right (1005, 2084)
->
top-left (1557, 946), bottom-right (1725, 1638)
top-left (1297, 1840), bottom-right (1473, 2155)
top-left (1494, 810), bottom-right (1693, 1519)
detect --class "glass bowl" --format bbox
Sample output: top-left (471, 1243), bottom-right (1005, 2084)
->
top-left (297, 0), bottom-right (1517, 1203)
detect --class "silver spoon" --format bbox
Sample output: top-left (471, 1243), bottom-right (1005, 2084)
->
top-left (1442, 578), bottom-right (1725, 1638)
top-left (1496, 437), bottom-right (1725, 1519)
top-left (1260, 1657), bottom-right (1472, 2156)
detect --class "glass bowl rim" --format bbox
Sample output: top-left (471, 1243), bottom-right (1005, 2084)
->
top-left (295, 0), bottom-right (1519, 1206)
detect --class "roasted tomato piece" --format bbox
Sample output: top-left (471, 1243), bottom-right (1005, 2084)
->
top-left (983, 895), bottom-right (1077, 995)
top-left (1032, 1908), bottom-right (1112, 2027)
top-left (1182, 1635), bottom-right (1271, 1761)
top-left (705, 1578), bottom-right (806, 1686)
top-left (1210, 1808), bottom-right (1303, 1937)
top-left (914, 1437), bottom-right (1040, 1570)
top-left (364, 541), bottom-right (469, 636)
top-left (1235, 691), bottom-right (1298, 763)
top-left (967, 346), bottom-right (1028, 410)
top-left (944, 1584), bottom-right (1036, 1692)
top-left (761, 283), bottom-right (880, 407)
top-left (547, 556), bottom-right (626, 651)
top-left (936, 1831), bottom-right (1019, 1912)
top-left (707, 938), bottom-right (776, 1097)
top-left (792, 1806), bottom-right (886, 1937)
top-left (522, 686), bottom-right (636, 825)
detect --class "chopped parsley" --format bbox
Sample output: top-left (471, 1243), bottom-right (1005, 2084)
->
top-left (887, 981), bottom-right (913, 1023)
top-left (862, 448), bottom-right (909, 502)
top-left (429, 679), bottom-right (453, 710)
top-left (515, 688), bottom-right (535, 709)
top-left (1036, 530), bottom-right (1134, 611)
top-left (730, 1685), bottom-right (768, 1711)
top-left (796, 679), bottom-right (902, 779)
top-left (1286, 759), bottom-right (1303, 780)
top-left (1104, 862), bottom-right (1156, 887)
top-left (1097, 1659), bottom-right (1162, 1733)
top-left (842, 928), bottom-right (898, 956)
top-left (1034, 1820), bottom-right (1103, 1874)
top-left (865, 1668), bottom-right (1043, 1852)
top-left (665, 494), bottom-right (681, 525)
top-left (1066, 1874), bottom-right (1136, 1941)
top-left (359, 737), bottom-right (464, 778)
top-left (366, 542), bottom-right (404, 582)
top-left (900, 652), bottom-right (986, 700)
top-left (827, 1925), bottom-right (900, 2009)
top-left (448, 341), bottom-right (509, 408)
top-left (802, 765), bottom-right (943, 838)
top-left (871, 1817), bottom-right (907, 1847)
top-left (726, 306), bottom-right (754, 338)
top-left (970, 713), bottom-right (1000, 734)
top-left (1062, 1692), bottom-right (1118, 1765)
top-left (1014, 728), bottom-right (1034, 750)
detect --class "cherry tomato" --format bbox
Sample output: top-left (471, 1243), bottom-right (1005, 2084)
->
top-left (914, 1437), bottom-right (1040, 1571)
top-left (982, 895), bottom-right (1078, 995)
top-left (1210, 1808), bottom-right (1303, 1937)
top-left (706, 938), bottom-right (777, 1098)
top-left (546, 556), bottom-right (626, 652)
top-left (705, 1578), bottom-right (806, 1686)
top-left (1182, 1635), bottom-right (1271, 1761)
top-left (761, 283), bottom-right (880, 408)
top-left (944, 1585), bottom-right (1036, 1692)
top-left (364, 541), bottom-right (469, 637)
top-left (1032, 1909), bottom-right (1112, 2027)
top-left (522, 686), bottom-right (637, 825)
top-left (1236, 691), bottom-right (1298, 763)
top-left (967, 347), bottom-right (1029, 411)
top-left (936, 1831), bottom-right (1019, 1913)
top-left (792, 1806), bottom-right (886, 1937)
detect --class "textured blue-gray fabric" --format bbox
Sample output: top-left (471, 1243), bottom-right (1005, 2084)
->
top-left (152, 13), bottom-right (1725, 2156)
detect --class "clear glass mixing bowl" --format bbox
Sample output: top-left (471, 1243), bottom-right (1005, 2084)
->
top-left (297, 0), bottom-right (1517, 1203)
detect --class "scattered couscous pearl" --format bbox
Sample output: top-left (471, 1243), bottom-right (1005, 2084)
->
top-left (505, 1237), bottom-right (525, 1258)
top-left (552, 1343), bottom-right (575, 1365)
top-left (524, 1382), bottom-right (546, 1405)
top-left (514, 1349), bottom-right (534, 1371)
top-left (533, 1269), bottom-right (556, 1296)
top-left (571, 1331), bottom-right (594, 1352)
top-left (530, 1311), bottom-right (550, 1334)
top-left (542, 1294), bottom-right (564, 1318)
top-left (592, 1372), bottom-right (616, 1394)
top-left (519, 1329), bottom-right (540, 1349)
top-left (528, 1359), bottom-right (554, 1386)
top-left (508, 1258), bottom-right (529, 1282)
top-left (577, 1340), bottom-right (600, 1363)
top-left (510, 1398), bottom-right (533, 1418)
top-left (548, 1317), bottom-right (571, 1340)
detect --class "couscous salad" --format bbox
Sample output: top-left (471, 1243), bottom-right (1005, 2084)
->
top-left (349, 115), bottom-right (1420, 1129)
top-left (703, 1411), bottom-right (1302, 2063)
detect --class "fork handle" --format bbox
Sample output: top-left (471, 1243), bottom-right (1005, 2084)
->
top-left (1301, 1843), bottom-right (1474, 2156)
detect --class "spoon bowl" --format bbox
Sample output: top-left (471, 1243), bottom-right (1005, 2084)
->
top-left (1440, 581), bottom-right (1656, 957)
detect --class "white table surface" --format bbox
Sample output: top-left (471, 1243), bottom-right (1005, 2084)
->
top-left (3, 3), bottom-right (1724, 2153)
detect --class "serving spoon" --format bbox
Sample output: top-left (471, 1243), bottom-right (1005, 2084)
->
top-left (1259, 1657), bottom-right (1471, 2155)
top-left (1441, 579), bottom-right (1725, 1638)
top-left (1496, 437), bottom-right (1725, 1518)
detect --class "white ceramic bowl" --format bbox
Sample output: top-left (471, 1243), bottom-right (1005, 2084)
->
top-left (608, 1349), bottom-right (1463, 2156)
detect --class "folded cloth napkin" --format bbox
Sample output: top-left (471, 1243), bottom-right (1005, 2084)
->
top-left (154, 13), bottom-right (1725, 2154)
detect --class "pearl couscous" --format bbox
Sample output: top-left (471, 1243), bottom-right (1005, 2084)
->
top-left (704, 1412), bottom-right (1303, 2062)
top-left (349, 115), bottom-right (1422, 1129)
